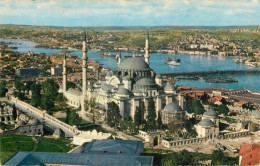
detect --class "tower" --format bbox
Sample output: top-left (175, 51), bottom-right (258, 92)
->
top-left (116, 51), bottom-right (121, 66)
top-left (62, 51), bottom-right (67, 92)
top-left (144, 29), bottom-right (150, 65)
top-left (81, 31), bottom-right (88, 113)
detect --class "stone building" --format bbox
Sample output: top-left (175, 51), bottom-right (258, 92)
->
top-left (62, 30), bottom-right (185, 121)
top-left (161, 102), bottom-right (185, 125)
top-left (194, 118), bottom-right (219, 139)
top-left (0, 103), bottom-right (15, 124)
top-left (202, 109), bottom-right (219, 127)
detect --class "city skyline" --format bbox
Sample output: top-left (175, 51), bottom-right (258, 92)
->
top-left (0, 0), bottom-right (260, 27)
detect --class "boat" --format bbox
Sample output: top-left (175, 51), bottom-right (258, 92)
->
top-left (164, 57), bottom-right (180, 66)
top-left (100, 51), bottom-right (116, 58)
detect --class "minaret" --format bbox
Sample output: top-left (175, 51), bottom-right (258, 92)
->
top-left (117, 51), bottom-right (121, 66)
top-left (62, 51), bottom-right (67, 92)
top-left (81, 31), bottom-right (88, 113)
top-left (144, 29), bottom-right (150, 65)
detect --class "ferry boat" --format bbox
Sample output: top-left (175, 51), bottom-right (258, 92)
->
top-left (164, 57), bottom-right (180, 66)
top-left (100, 51), bottom-right (116, 58)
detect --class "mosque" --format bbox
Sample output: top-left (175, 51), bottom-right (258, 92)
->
top-left (61, 30), bottom-right (185, 120)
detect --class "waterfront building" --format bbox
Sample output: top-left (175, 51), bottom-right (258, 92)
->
top-left (62, 30), bottom-right (185, 120)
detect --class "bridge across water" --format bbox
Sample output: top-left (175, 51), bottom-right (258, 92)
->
top-left (162, 69), bottom-right (260, 77)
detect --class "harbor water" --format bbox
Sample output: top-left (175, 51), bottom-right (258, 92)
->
top-left (1, 38), bottom-right (260, 91)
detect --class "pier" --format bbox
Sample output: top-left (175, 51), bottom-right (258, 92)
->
top-left (162, 69), bottom-right (260, 77)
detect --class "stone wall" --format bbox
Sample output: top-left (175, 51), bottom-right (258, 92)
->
top-left (0, 125), bottom-right (43, 136)
top-left (10, 97), bottom-right (111, 145)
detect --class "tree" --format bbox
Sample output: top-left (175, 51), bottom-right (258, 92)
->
top-left (0, 81), bottom-right (7, 97)
top-left (146, 97), bottom-right (156, 131)
top-left (65, 108), bottom-right (70, 124)
top-left (68, 110), bottom-right (80, 126)
top-left (134, 106), bottom-right (142, 129)
top-left (216, 104), bottom-right (229, 115)
top-left (42, 79), bottom-right (59, 100)
top-left (12, 104), bottom-right (17, 120)
top-left (107, 102), bottom-right (121, 129)
top-left (186, 97), bottom-right (205, 115)
top-left (41, 95), bottom-right (54, 112)
top-left (86, 97), bottom-right (97, 124)
top-left (161, 150), bottom-right (194, 166)
top-left (30, 83), bottom-right (41, 107)
top-left (157, 112), bottom-right (163, 129)
top-left (211, 150), bottom-right (238, 165)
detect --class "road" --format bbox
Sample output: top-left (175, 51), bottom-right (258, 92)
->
top-left (4, 100), bottom-right (74, 137)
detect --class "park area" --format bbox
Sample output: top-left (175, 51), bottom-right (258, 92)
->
top-left (0, 134), bottom-right (76, 164)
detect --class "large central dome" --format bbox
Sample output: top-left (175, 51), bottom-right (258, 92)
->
top-left (118, 57), bottom-right (149, 70)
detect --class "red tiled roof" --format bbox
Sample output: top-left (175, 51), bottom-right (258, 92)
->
top-left (236, 101), bottom-right (248, 105)
top-left (239, 144), bottom-right (260, 166)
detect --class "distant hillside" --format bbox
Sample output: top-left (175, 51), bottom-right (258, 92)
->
top-left (1, 24), bottom-right (260, 31)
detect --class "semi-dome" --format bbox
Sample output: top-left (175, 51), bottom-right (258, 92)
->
top-left (118, 57), bottom-right (149, 70)
top-left (155, 74), bottom-right (162, 78)
top-left (203, 109), bottom-right (218, 117)
top-left (101, 83), bottom-right (113, 92)
top-left (123, 76), bottom-right (131, 81)
top-left (164, 83), bottom-right (176, 91)
top-left (136, 78), bottom-right (156, 86)
top-left (162, 102), bottom-right (182, 113)
top-left (197, 119), bottom-right (215, 127)
top-left (116, 88), bottom-right (132, 95)
top-left (17, 120), bottom-right (26, 126)
top-left (251, 110), bottom-right (260, 119)
top-left (29, 119), bottom-right (40, 125)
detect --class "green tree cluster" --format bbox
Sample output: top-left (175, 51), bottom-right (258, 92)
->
top-left (0, 81), bottom-right (7, 97)
top-left (161, 150), bottom-right (194, 165)
top-left (146, 97), bottom-right (156, 131)
top-left (107, 102), bottom-right (122, 129)
top-left (186, 97), bottom-right (205, 115)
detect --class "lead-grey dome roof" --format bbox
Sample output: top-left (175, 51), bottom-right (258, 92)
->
top-left (162, 102), bottom-right (182, 113)
top-left (197, 119), bottom-right (215, 127)
top-left (164, 83), bottom-right (176, 91)
top-left (116, 88), bottom-right (132, 95)
top-left (203, 109), bottom-right (218, 117)
top-left (101, 83), bottom-right (113, 92)
top-left (118, 57), bottom-right (149, 70)
top-left (251, 110), bottom-right (260, 119)
top-left (136, 78), bottom-right (156, 86)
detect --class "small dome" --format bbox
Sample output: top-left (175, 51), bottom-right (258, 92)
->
top-left (251, 110), bottom-right (260, 119)
top-left (118, 57), bottom-right (149, 70)
top-left (29, 119), bottom-right (40, 125)
top-left (164, 83), bottom-right (176, 91)
top-left (136, 78), bottom-right (156, 86)
top-left (203, 109), bottom-right (218, 117)
top-left (156, 74), bottom-right (162, 79)
top-left (17, 120), bottom-right (26, 126)
top-left (116, 88), bottom-right (132, 96)
top-left (162, 102), bottom-right (182, 113)
top-left (101, 83), bottom-right (113, 92)
top-left (197, 119), bottom-right (215, 127)
top-left (106, 71), bottom-right (113, 77)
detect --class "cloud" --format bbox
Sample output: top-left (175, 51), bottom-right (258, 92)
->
top-left (0, 0), bottom-right (259, 26)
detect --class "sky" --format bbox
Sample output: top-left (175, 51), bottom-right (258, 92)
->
top-left (0, 0), bottom-right (260, 27)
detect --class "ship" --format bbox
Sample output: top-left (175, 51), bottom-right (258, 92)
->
top-left (100, 51), bottom-right (116, 58)
top-left (164, 57), bottom-right (181, 66)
